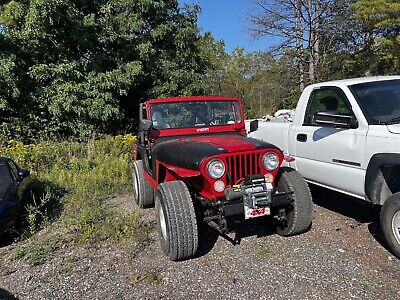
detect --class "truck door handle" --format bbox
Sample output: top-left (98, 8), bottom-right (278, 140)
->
top-left (297, 134), bottom-right (307, 142)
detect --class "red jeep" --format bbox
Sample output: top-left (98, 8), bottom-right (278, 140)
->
top-left (133, 96), bottom-right (313, 260)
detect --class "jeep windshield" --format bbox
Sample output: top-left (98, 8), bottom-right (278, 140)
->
top-left (149, 101), bottom-right (242, 129)
top-left (350, 79), bottom-right (400, 124)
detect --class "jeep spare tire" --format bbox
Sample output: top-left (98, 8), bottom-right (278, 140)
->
top-left (132, 160), bottom-right (154, 208)
top-left (155, 180), bottom-right (198, 261)
top-left (380, 193), bottom-right (400, 259)
top-left (275, 167), bottom-right (313, 236)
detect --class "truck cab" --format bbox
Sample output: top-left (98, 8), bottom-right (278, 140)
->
top-left (249, 75), bottom-right (400, 259)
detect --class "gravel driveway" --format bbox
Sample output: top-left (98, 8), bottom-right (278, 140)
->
top-left (1, 185), bottom-right (399, 300)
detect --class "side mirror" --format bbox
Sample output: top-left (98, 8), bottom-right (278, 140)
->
top-left (18, 169), bottom-right (30, 179)
top-left (249, 120), bottom-right (259, 133)
top-left (139, 119), bottom-right (152, 131)
top-left (313, 112), bottom-right (358, 129)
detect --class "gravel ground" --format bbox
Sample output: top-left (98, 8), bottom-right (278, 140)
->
top-left (0, 185), bottom-right (399, 300)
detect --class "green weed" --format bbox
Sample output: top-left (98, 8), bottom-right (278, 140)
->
top-left (2, 135), bottom-right (142, 245)
top-left (256, 245), bottom-right (271, 257)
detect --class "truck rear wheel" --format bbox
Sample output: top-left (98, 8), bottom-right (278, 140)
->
top-left (155, 181), bottom-right (198, 261)
top-left (275, 167), bottom-right (313, 236)
top-left (132, 160), bottom-right (154, 208)
top-left (380, 193), bottom-right (400, 259)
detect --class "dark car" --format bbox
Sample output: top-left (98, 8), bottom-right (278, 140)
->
top-left (0, 157), bottom-right (30, 234)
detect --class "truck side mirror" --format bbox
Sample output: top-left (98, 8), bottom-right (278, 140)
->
top-left (313, 112), bottom-right (358, 129)
top-left (249, 120), bottom-right (259, 133)
top-left (139, 119), bottom-right (152, 131)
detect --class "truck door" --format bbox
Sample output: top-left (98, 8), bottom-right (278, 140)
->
top-left (289, 86), bottom-right (367, 198)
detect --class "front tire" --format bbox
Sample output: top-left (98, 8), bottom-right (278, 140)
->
top-left (275, 168), bottom-right (313, 236)
top-left (132, 160), bottom-right (154, 208)
top-left (380, 193), bottom-right (400, 259)
top-left (155, 181), bottom-right (198, 261)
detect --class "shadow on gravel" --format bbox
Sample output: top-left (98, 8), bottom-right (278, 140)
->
top-left (195, 223), bottom-right (220, 258)
top-left (310, 184), bottom-right (379, 223)
top-left (0, 233), bottom-right (14, 248)
top-left (0, 288), bottom-right (19, 300)
top-left (196, 217), bottom-right (275, 258)
top-left (309, 184), bottom-right (394, 253)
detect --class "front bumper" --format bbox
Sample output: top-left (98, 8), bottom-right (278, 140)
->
top-left (221, 175), bottom-right (293, 217)
top-left (222, 189), bottom-right (293, 217)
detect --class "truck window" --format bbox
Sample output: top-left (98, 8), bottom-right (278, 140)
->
top-left (349, 79), bottom-right (400, 124)
top-left (303, 87), bottom-right (353, 126)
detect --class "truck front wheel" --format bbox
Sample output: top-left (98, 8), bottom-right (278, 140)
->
top-left (275, 167), bottom-right (313, 236)
top-left (155, 180), bottom-right (198, 261)
top-left (132, 160), bottom-right (154, 208)
top-left (380, 193), bottom-right (400, 259)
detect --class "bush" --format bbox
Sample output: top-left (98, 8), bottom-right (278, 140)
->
top-left (1, 134), bottom-right (144, 244)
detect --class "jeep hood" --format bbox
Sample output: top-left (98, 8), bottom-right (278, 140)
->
top-left (152, 134), bottom-right (279, 171)
top-left (387, 124), bottom-right (400, 134)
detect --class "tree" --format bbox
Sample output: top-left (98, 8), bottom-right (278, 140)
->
top-left (248, 0), bottom-right (332, 90)
top-left (352, 0), bottom-right (400, 73)
top-left (0, 0), bottom-right (207, 142)
top-left (317, 0), bottom-right (399, 78)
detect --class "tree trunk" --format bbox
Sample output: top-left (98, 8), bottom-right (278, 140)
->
top-left (314, 0), bottom-right (320, 80)
top-left (308, 0), bottom-right (315, 82)
top-left (295, 0), bottom-right (305, 91)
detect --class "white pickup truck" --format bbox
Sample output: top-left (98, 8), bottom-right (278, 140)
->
top-left (248, 75), bottom-right (400, 258)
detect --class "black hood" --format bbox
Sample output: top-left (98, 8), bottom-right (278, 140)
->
top-left (152, 133), bottom-right (279, 171)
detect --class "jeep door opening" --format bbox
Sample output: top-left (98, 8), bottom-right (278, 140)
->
top-left (133, 96), bottom-right (313, 261)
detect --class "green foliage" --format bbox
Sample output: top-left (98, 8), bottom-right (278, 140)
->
top-left (0, 0), bottom-right (207, 142)
top-left (352, 0), bottom-right (400, 73)
top-left (11, 236), bottom-right (61, 266)
top-left (2, 135), bottom-right (148, 245)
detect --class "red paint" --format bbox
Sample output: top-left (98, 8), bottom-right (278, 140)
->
top-left (284, 155), bottom-right (295, 162)
top-left (149, 124), bottom-right (245, 139)
top-left (158, 162), bottom-right (201, 180)
top-left (178, 135), bottom-right (258, 152)
top-left (138, 96), bottom-right (284, 203)
top-left (144, 171), bottom-right (158, 189)
top-left (250, 208), bottom-right (266, 216)
top-left (199, 149), bottom-right (283, 201)
top-left (146, 96), bottom-right (240, 105)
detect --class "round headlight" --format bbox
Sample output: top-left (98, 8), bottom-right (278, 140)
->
top-left (262, 152), bottom-right (280, 171)
top-left (207, 159), bottom-right (225, 179)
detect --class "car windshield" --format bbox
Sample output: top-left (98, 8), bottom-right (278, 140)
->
top-left (350, 79), bottom-right (400, 124)
top-left (149, 100), bottom-right (242, 129)
top-left (0, 163), bottom-right (11, 182)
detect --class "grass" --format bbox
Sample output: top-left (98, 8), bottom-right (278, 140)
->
top-left (11, 236), bottom-right (61, 266)
top-left (256, 245), bottom-right (271, 257)
top-left (131, 269), bottom-right (164, 286)
top-left (2, 134), bottom-right (148, 263)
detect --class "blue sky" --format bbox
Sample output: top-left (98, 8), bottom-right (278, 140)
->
top-left (179, 0), bottom-right (272, 53)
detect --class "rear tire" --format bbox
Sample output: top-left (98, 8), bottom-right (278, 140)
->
top-left (275, 167), bottom-right (313, 236)
top-left (132, 160), bottom-right (154, 208)
top-left (380, 193), bottom-right (400, 259)
top-left (155, 181), bottom-right (198, 261)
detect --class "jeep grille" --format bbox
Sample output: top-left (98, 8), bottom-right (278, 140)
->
top-left (224, 152), bottom-right (262, 184)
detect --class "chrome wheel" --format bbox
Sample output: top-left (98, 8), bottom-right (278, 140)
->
top-left (392, 211), bottom-right (400, 244)
top-left (158, 203), bottom-right (167, 240)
